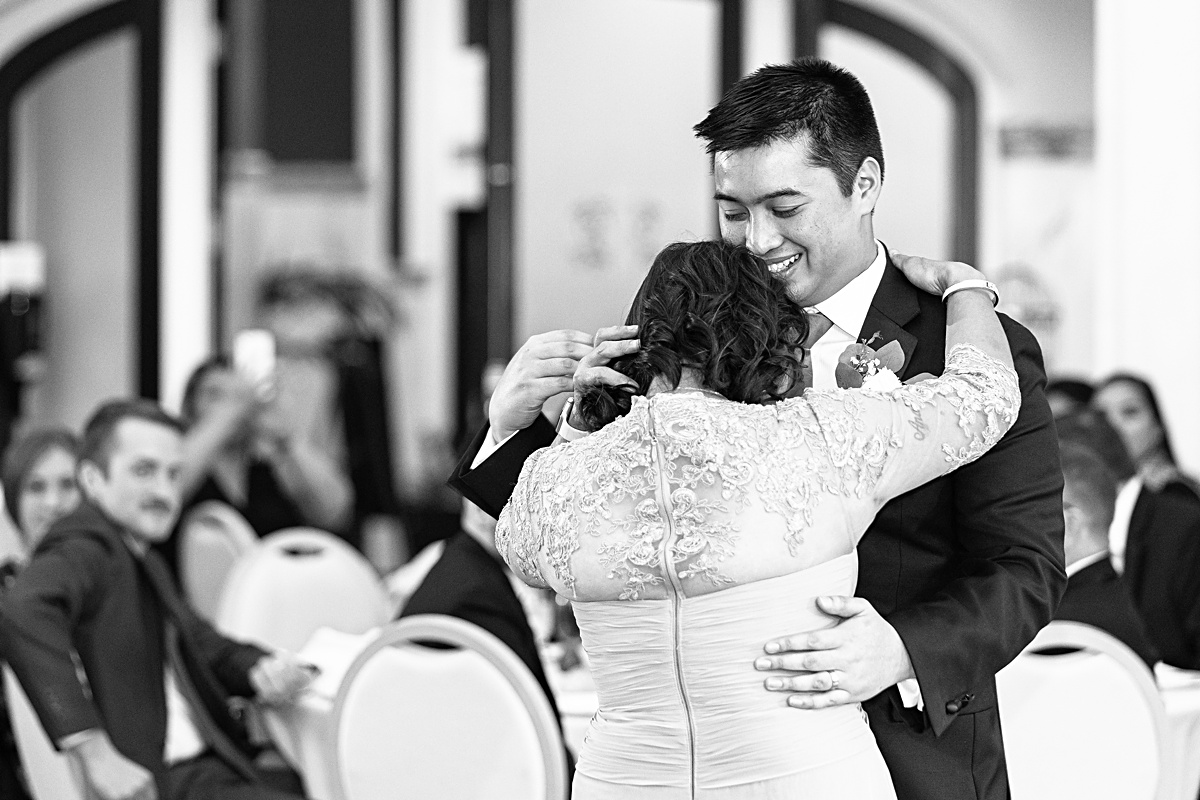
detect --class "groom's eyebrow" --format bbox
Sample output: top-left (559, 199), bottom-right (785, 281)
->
top-left (714, 188), bottom-right (806, 204)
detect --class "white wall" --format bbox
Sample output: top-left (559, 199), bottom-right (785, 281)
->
top-left (1094, 0), bottom-right (1200, 472)
top-left (822, 25), bottom-right (954, 261)
top-left (13, 30), bottom-right (137, 431)
top-left (397, 0), bottom-right (484, 495)
top-left (514, 0), bottom-right (719, 346)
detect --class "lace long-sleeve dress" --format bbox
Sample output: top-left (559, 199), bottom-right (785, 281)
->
top-left (495, 344), bottom-right (1021, 799)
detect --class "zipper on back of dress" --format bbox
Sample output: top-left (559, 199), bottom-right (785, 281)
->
top-left (647, 406), bottom-right (699, 799)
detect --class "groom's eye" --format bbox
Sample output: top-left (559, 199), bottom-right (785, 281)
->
top-left (721, 210), bottom-right (748, 222)
top-left (773, 206), bottom-right (801, 218)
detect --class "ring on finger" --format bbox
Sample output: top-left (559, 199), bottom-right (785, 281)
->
top-left (827, 670), bottom-right (840, 691)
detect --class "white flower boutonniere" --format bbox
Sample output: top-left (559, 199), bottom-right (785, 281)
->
top-left (836, 337), bottom-right (906, 392)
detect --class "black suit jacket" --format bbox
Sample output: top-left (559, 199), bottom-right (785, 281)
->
top-left (448, 255), bottom-right (1066, 800)
top-left (0, 502), bottom-right (268, 792)
top-left (1124, 486), bottom-right (1200, 669)
top-left (1054, 558), bottom-right (1159, 667)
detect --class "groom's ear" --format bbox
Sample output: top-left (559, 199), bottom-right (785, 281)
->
top-left (853, 157), bottom-right (883, 215)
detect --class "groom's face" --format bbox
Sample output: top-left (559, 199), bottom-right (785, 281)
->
top-left (714, 135), bottom-right (879, 306)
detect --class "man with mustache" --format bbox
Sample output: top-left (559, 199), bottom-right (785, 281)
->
top-left (0, 399), bottom-right (314, 800)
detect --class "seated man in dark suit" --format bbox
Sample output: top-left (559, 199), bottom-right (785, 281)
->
top-left (399, 497), bottom-right (574, 788)
top-left (0, 399), bottom-right (316, 800)
top-left (399, 498), bottom-right (558, 713)
top-left (1054, 442), bottom-right (1158, 667)
top-left (1058, 410), bottom-right (1200, 669)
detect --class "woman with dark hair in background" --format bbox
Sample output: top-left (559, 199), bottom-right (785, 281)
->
top-left (1093, 373), bottom-right (1200, 503)
top-left (493, 239), bottom-right (1020, 799)
top-left (0, 427), bottom-right (80, 800)
top-left (1, 427), bottom-right (80, 578)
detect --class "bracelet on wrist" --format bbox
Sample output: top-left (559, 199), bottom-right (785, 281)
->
top-left (941, 278), bottom-right (999, 307)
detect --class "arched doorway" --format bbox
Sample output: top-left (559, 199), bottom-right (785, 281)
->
top-left (796, 0), bottom-right (979, 263)
top-left (0, 0), bottom-right (161, 445)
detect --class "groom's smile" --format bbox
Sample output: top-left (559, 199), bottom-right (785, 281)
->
top-left (713, 136), bottom-right (880, 306)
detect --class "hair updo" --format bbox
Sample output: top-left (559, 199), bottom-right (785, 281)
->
top-left (577, 240), bottom-right (808, 430)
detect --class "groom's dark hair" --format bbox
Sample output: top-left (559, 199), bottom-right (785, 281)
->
top-left (693, 57), bottom-right (884, 197)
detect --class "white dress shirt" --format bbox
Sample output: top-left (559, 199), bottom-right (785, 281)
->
top-left (1108, 476), bottom-right (1143, 574)
top-left (1065, 549), bottom-right (1111, 578)
top-left (164, 668), bottom-right (206, 764)
top-left (806, 241), bottom-right (889, 390)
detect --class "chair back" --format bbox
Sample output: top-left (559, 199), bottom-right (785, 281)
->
top-left (178, 501), bottom-right (259, 620)
top-left (214, 527), bottom-right (389, 652)
top-left (3, 667), bottom-right (86, 800)
top-left (331, 614), bottom-right (568, 800)
top-left (997, 621), bottom-right (1167, 799)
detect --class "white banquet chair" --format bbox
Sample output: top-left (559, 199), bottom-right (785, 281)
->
top-left (4, 666), bottom-right (86, 800)
top-left (214, 527), bottom-right (390, 653)
top-left (330, 614), bottom-right (568, 800)
top-left (178, 500), bottom-right (259, 621)
top-left (996, 620), bottom-right (1167, 800)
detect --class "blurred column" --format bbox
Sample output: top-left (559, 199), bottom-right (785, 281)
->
top-left (160, 0), bottom-right (217, 410)
top-left (1094, 0), bottom-right (1200, 470)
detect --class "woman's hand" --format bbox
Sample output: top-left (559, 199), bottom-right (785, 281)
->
top-left (890, 251), bottom-right (984, 297)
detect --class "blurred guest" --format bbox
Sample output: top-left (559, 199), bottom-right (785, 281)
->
top-left (1045, 377), bottom-right (1093, 420)
top-left (257, 268), bottom-right (400, 552)
top-left (179, 355), bottom-right (353, 538)
top-left (1054, 442), bottom-right (1158, 667)
top-left (1, 427), bottom-right (80, 578)
top-left (0, 399), bottom-right (314, 800)
top-left (399, 361), bottom-right (559, 714)
top-left (398, 500), bottom-right (559, 711)
top-left (0, 430), bottom-right (74, 800)
top-left (1058, 410), bottom-right (1200, 669)
top-left (1093, 373), bottom-right (1200, 503)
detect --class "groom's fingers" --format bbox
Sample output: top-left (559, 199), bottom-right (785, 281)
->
top-left (762, 668), bottom-right (838, 693)
top-left (592, 324), bottom-right (639, 347)
top-left (578, 338), bottom-right (641, 370)
top-left (787, 689), bottom-right (854, 710)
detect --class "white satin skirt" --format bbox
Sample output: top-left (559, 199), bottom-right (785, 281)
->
top-left (569, 553), bottom-right (897, 799)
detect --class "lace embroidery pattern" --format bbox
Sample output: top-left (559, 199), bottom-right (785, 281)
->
top-left (495, 343), bottom-right (1020, 599)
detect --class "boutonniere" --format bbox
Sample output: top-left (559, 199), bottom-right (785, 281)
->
top-left (836, 332), bottom-right (906, 390)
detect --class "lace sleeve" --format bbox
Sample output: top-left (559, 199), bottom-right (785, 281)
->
top-left (494, 449), bottom-right (551, 589)
top-left (796, 342), bottom-right (1019, 510)
top-left (864, 342), bottom-right (1021, 501)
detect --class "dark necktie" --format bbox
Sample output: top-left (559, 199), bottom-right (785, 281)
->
top-left (797, 311), bottom-right (835, 393)
top-left (138, 547), bottom-right (261, 783)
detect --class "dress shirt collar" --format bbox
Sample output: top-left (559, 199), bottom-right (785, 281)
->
top-left (1065, 549), bottom-right (1110, 578)
top-left (810, 240), bottom-right (887, 340)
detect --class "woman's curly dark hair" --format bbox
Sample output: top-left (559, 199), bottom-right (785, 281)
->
top-left (577, 240), bottom-right (809, 430)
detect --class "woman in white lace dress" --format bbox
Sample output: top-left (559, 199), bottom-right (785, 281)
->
top-left (495, 240), bottom-right (1019, 799)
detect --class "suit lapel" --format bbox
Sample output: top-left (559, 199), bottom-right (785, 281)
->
top-left (859, 253), bottom-right (921, 380)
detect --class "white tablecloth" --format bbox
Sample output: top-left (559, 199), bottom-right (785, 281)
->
top-left (263, 628), bottom-right (381, 800)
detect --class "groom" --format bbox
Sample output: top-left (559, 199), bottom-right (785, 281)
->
top-left (449, 59), bottom-right (1065, 800)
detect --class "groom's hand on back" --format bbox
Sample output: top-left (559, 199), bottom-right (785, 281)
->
top-left (754, 596), bottom-right (916, 709)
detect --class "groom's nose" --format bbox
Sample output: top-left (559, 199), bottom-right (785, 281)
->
top-left (745, 213), bottom-right (783, 256)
